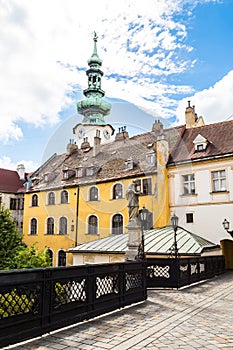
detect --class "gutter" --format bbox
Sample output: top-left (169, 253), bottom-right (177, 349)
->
top-left (168, 152), bottom-right (233, 167)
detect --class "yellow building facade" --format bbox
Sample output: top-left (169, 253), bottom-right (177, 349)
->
top-left (23, 187), bottom-right (78, 266)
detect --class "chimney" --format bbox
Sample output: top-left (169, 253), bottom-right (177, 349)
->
top-left (185, 101), bottom-right (198, 128)
top-left (66, 139), bottom-right (78, 155)
top-left (152, 120), bottom-right (163, 133)
top-left (156, 135), bottom-right (169, 167)
top-left (93, 130), bottom-right (101, 157)
top-left (81, 137), bottom-right (91, 150)
top-left (115, 126), bottom-right (129, 141)
top-left (17, 164), bottom-right (25, 180)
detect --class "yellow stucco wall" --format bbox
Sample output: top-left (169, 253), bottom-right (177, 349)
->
top-left (23, 187), bottom-right (78, 266)
top-left (76, 173), bottom-right (169, 244)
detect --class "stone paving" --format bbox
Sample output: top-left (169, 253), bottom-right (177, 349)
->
top-left (4, 271), bottom-right (233, 350)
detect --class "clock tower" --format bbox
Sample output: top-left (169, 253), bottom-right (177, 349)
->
top-left (73, 32), bottom-right (114, 147)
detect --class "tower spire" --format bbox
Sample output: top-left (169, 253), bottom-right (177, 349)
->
top-left (77, 32), bottom-right (111, 125)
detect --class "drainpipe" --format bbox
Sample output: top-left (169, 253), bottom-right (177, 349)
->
top-left (75, 186), bottom-right (80, 246)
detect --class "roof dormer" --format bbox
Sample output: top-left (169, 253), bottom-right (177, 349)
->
top-left (193, 134), bottom-right (209, 152)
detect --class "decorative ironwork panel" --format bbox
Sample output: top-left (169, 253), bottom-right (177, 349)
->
top-left (96, 275), bottom-right (119, 298)
top-left (190, 263), bottom-right (198, 275)
top-left (0, 285), bottom-right (40, 318)
top-left (125, 272), bottom-right (142, 291)
top-left (200, 263), bottom-right (205, 273)
top-left (180, 264), bottom-right (188, 272)
top-left (53, 279), bottom-right (86, 308)
top-left (147, 265), bottom-right (170, 279)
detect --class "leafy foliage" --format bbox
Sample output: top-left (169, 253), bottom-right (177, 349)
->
top-left (0, 205), bottom-right (24, 269)
top-left (0, 205), bottom-right (51, 270)
top-left (0, 290), bottom-right (35, 317)
top-left (13, 244), bottom-right (51, 269)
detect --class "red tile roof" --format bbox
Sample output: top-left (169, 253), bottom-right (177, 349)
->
top-left (0, 168), bottom-right (26, 193)
top-left (169, 120), bottom-right (233, 164)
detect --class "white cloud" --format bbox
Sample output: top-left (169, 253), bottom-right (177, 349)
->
top-left (0, 0), bottom-right (208, 143)
top-left (0, 156), bottom-right (38, 172)
top-left (176, 70), bottom-right (233, 124)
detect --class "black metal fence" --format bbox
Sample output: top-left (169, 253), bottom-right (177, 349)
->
top-left (147, 255), bottom-right (225, 288)
top-left (0, 256), bottom-right (225, 348)
top-left (0, 262), bottom-right (147, 348)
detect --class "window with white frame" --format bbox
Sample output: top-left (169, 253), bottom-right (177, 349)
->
top-left (89, 186), bottom-right (99, 201)
top-left (212, 170), bottom-right (226, 192)
top-left (59, 217), bottom-right (67, 235)
top-left (146, 151), bottom-right (155, 166)
top-left (58, 250), bottom-right (66, 266)
top-left (30, 218), bottom-right (37, 235)
top-left (134, 178), bottom-right (152, 195)
top-left (48, 192), bottom-right (55, 205)
top-left (46, 217), bottom-right (54, 235)
top-left (61, 190), bottom-right (68, 204)
top-left (113, 183), bottom-right (123, 199)
top-left (183, 174), bottom-right (195, 195)
top-left (112, 214), bottom-right (123, 234)
top-left (88, 215), bottom-right (98, 235)
top-left (31, 194), bottom-right (38, 207)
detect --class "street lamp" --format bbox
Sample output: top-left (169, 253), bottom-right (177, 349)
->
top-left (138, 206), bottom-right (149, 260)
top-left (171, 213), bottom-right (179, 259)
top-left (222, 218), bottom-right (233, 238)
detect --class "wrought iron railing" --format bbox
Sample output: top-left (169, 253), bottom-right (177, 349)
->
top-left (0, 262), bottom-right (147, 348)
top-left (0, 255), bottom-right (225, 347)
top-left (146, 255), bottom-right (225, 288)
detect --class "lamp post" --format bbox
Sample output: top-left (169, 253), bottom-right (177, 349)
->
top-left (222, 218), bottom-right (233, 238)
top-left (171, 213), bottom-right (179, 260)
top-left (138, 206), bottom-right (149, 260)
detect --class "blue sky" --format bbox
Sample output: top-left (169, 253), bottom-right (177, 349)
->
top-left (1, 0), bottom-right (233, 172)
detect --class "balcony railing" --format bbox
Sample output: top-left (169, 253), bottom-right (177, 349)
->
top-left (147, 255), bottom-right (225, 288)
top-left (0, 255), bottom-right (225, 348)
top-left (0, 262), bottom-right (147, 348)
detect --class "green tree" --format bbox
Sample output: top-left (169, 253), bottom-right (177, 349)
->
top-left (0, 205), bottom-right (24, 269)
top-left (13, 244), bottom-right (51, 269)
top-left (0, 205), bottom-right (51, 270)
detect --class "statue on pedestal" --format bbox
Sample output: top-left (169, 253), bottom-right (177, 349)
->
top-left (126, 181), bottom-right (140, 222)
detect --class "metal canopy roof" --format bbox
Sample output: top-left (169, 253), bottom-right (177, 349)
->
top-left (70, 226), bottom-right (220, 256)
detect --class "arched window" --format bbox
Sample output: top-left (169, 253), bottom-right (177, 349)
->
top-left (59, 217), bottom-right (67, 235)
top-left (31, 194), bottom-right (38, 207)
top-left (112, 214), bottom-right (123, 234)
top-left (47, 217), bottom-right (54, 235)
top-left (89, 187), bottom-right (98, 201)
top-left (88, 215), bottom-right (98, 235)
top-left (48, 192), bottom-right (55, 205)
top-left (58, 250), bottom-right (66, 267)
top-left (30, 218), bottom-right (37, 235)
top-left (113, 183), bottom-right (123, 199)
top-left (61, 190), bottom-right (68, 204)
top-left (46, 248), bottom-right (53, 266)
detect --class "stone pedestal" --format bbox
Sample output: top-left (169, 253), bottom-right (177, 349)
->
top-left (125, 218), bottom-right (141, 261)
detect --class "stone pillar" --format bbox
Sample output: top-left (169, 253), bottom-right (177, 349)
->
top-left (125, 218), bottom-right (141, 261)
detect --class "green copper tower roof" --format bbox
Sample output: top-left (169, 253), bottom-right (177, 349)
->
top-left (77, 32), bottom-right (111, 126)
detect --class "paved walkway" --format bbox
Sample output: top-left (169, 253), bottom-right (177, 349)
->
top-left (5, 271), bottom-right (233, 350)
